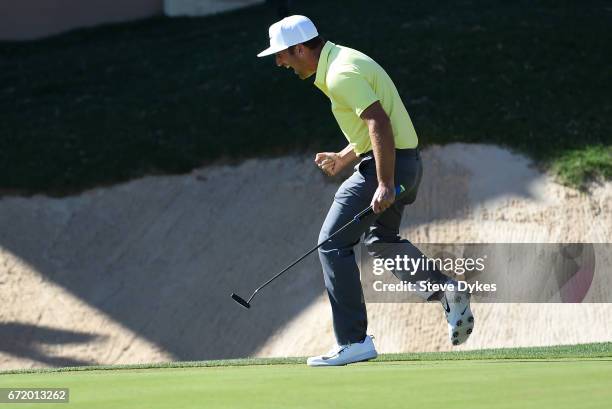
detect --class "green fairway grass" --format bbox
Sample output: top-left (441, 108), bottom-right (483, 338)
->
top-left (1, 0), bottom-right (610, 195)
top-left (0, 360), bottom-right (610, 408)
top-left (1, 343), bottom-right (611, 408)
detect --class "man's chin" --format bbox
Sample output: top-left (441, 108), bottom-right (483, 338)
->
top-left (298, 71), bottom-right (315, 80)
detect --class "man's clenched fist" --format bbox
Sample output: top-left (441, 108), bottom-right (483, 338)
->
top-left (315, 152), bottom-right (340, 176)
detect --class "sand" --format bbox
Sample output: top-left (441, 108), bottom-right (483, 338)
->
top-left (1, 144), bottom-right (610, 369)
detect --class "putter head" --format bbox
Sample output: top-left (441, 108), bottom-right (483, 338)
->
top-left (231, 293), bottom-right (251, 309)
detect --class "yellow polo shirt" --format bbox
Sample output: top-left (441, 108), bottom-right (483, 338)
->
top-left (314, 41), bottom-right (418, 155)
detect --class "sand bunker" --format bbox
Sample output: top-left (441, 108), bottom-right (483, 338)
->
top-left (1, 144), bottom-right (610, 369)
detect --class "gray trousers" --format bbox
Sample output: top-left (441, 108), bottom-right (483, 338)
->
top-left (318, 149), bottom-right (448, 345)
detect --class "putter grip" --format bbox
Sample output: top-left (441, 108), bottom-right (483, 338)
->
top-left (354, 185), bottom-right (406, 221)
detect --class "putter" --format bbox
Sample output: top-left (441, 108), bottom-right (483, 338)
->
top-left (231, 184), bottom-right (406, 309)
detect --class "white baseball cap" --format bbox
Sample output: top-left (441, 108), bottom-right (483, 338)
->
top-left (257, 15), bottom-right (319, 57)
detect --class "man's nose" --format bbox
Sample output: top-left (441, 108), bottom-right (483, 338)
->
top-left (275, 54), bottom-right (282, 67)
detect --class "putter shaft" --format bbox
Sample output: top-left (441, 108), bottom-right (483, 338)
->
top-left (231, 185), bottom-right (406, 308)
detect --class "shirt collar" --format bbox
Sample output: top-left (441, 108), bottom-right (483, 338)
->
top-left (314, 41), bottom-right (335, 90)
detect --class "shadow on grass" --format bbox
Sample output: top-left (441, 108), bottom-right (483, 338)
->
top-left (0, 0), bottom-right (610, 195)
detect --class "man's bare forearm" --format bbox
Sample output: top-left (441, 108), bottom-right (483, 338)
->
top-left (359, 102), bottom-right (395, 186)
top-left (337, 144), bottom-right (358, 167)
top-left (365, 108), bottom-right (395, 186)
top-left (360, 102), bottom-right (396, 213)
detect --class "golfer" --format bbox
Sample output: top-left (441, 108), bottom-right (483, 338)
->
top-left (258, 15), bottom-right (474, 366)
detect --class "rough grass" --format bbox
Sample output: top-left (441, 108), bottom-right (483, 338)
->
top-left (552, 145), bottom-right (612, 186)
top-left (0, 0), bottom-right (610, 195)
top-left (2, 341), bottom-right (610, 375)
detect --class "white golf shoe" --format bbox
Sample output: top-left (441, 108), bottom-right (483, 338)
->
top-left (307, 335), bottom-right (378, 366)
top-left (441, 283), bottom-right (475, 346)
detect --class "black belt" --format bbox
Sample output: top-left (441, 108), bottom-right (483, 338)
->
top-left (360, 148), bottom-right (419, 160)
